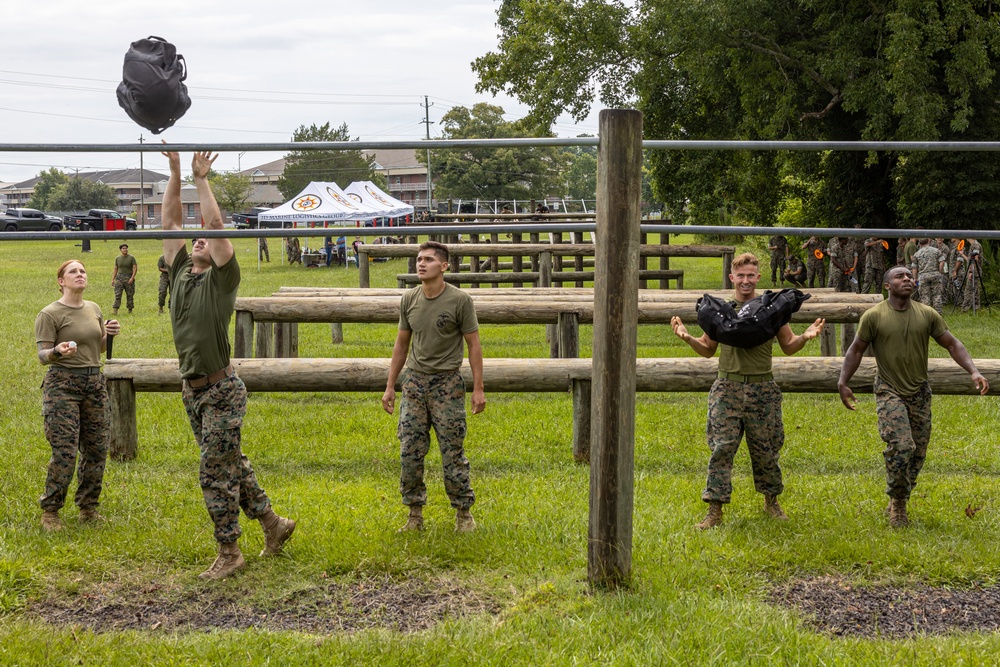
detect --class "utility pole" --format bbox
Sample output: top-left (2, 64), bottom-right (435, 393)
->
top-left (421, 96), bottom-right (434, 212)
top-left (138, 135), bottom-right (145, 228)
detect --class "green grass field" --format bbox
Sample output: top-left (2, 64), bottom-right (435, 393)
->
top-left (2, 234), bottom-right (1000, 665)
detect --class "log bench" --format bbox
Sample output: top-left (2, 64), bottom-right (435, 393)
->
top-left (234, 295), bottom-right (878, 361)
top-left (104, 356), bottom-right (1000, 463)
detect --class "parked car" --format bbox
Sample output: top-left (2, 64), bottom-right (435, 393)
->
top-left (2, 208), bottom-right (64, 232)
top-left (232, 207), bottom-right (276, 229)
top-left (63, 209), bottom-right (136, 231)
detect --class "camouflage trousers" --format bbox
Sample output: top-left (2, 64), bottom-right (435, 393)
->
top-left (398, 369), bottom-right (475, 510)
top-left (862, 265), bottom-right (883, 294)
top-left (703, 378), bottom-right (784, 504)
top-left (112, 277), bottom-right (135, 310)
top-left (157, 273), bottom-right (170, 309)
top-left (182, 374), bottom-right (270, 544)
top-left (874, 378), bottom-right (932, 501)
top-left (960, 270), bottom-right (981, 311)
top-left (770, 252), bottom-right (786, 284)
top-left (830, 268), bottom-right (852, 292)
top-left (916, 272), bottom-right (945, 314)
top-left (40, 368), bottom-right (110, 512)
top-left (805, 259), bottom-right (826, 288)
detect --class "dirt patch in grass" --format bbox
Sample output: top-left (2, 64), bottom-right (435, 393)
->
top-left (773, 576), bottom-right (1000, 638)
top-left (27, 575), bottom-right (501, 634)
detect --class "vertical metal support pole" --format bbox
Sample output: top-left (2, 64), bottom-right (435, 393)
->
top-left (589, 109), bottom-right (641, 590)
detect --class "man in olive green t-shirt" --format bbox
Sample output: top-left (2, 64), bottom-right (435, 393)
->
top-left (671, 253), bottom-right (825, 529)
top-left (111, 243), bottom-right (137, 315)
top-left (382, 241), bottom-right (485, 533)
top-left (161, 149), bottom-right (295, 580)
top-left (838, 265), bottom-right (988, 528)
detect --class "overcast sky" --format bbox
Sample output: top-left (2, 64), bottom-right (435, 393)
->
top-left (1, 0), bottom-right (600, 185)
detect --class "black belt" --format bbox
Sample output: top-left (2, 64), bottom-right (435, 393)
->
top-left (718, 371), bottom-right (773, 383)
top-left (185, 364), bottom-right (234, 388)
top-left (52, 366), bottom-right (101, 376)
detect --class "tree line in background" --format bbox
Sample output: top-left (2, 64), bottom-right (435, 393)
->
top-left (473, 0), bottom-right (1000, 232)
top-left (28, 168), bottom-right (117, 212)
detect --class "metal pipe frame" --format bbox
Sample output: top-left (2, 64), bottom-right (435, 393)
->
top-left (2, 224), bottom-right (996, 242)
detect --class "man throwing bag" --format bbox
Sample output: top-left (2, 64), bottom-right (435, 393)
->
top-left (161, 148), bottom-right (295, 579)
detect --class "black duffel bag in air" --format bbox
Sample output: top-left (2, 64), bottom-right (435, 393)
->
top-left (696, 289), bottom-right (811, 349)
top-left (116, 36), bottom-right (191, 134)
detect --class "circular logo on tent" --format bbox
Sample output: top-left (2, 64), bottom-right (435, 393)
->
top-left (292, 195), bottom-right (321, 212)
top-left (347, 193), bottom-right (363, 204)
top-left (326, 187), bottom-right (357, 209)
top-left (365, 184), bottom-right (392, 206)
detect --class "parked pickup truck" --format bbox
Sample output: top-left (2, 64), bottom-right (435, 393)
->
top-left (232, 207), bottom-right (277, 229)
top-left (1, 208), bottom-right (64, 232)
top-left (63, 209), bottom-right (137, 231)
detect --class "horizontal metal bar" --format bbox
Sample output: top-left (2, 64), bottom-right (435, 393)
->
top-left (4, 138), bottom-right (1000, 153)
top-left (0, 223), bottom-right (989, 242)
top-left (0, 138), bottom-right (599, 153)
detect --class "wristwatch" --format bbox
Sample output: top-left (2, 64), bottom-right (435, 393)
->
top-left (51, 348), bottom-right (62, 359)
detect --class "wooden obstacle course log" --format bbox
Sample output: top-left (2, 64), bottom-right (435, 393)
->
top-left (103, 357), bottom-right (1000, 395)
top-left (396, 272), bottom-right (542, 287)
top-left (237, 296), bottom-right (877, 325)
top-left (108, 379), bottom-right (137, 461)
top-left (274, 286), bottom-right (883, 303)
top-left (102, 356), bottom-right (1000, 462)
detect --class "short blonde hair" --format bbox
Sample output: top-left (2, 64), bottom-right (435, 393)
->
top-left (730, 252), bottom-right (760, 272)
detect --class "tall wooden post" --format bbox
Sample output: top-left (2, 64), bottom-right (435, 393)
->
top-left (589, 109), bottom-right (641, 589)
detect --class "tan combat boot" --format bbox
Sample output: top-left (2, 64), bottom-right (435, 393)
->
top-left (889, 498), bottom-right (909, 528)
top-left (764, 494), bottom-right (789, 521)
top-left (158, 306), bottom-right (164, 315)
top-left (79, 508), bottom-right (106, 524)
top-left (258, 508), bottom-right (296, 557)
top-left (41, 510), bottom-right (64, 532)
top-left (112, 308), bottom-right (118, 316)
top-left (198, 542), bottom-right (245, 580)
top-left (455, 508), bottom-right (476, 533)
top-left (399, 506), bottom-right (423, 532)
top-left (696, 501), bottom-right (723, 530)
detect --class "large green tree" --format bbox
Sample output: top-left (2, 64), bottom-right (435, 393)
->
top-left (209, 172), bottom-right (254, 214)
top-left (419, 103), bottom-right (568, 201)
top-left (28, 168), bottom-right (69, 210)
top-left (277, 122), bottom-right (382, 200)
top-left (474, 0), bottom-right (1000, 230)
top-left (47, 178), bottom-right (117, 211)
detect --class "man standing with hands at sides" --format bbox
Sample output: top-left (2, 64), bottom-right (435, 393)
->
top-left (382, 241), bottom-right (485, 533)
top-left (161, 149), bottom-right (295, 580)
top-left (671, 253), bottom-right (825, 529)
top-left (838, 266), bottom-right (988, 528)
top-left (111, 243), bottom-right (137, 315)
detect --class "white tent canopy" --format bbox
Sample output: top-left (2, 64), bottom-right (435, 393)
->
top-left (258, 181), bottom-right (414, 225)
top-left (343, 181), bottom-right (413, 218)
